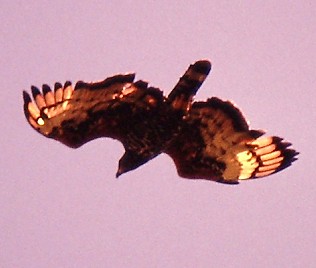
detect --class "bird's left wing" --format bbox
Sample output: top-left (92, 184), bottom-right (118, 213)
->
top-left (23, 74), bottom-right (163, 148)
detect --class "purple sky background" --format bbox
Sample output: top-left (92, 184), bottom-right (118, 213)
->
top-left (1, 1), bottom-right (315, 267)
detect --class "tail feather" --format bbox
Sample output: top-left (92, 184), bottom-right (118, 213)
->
top-left (168, 60), bottom-right (211, 112)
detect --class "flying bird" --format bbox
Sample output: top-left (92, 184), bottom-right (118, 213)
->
top-left (23, 60), bottom-right (298, 184)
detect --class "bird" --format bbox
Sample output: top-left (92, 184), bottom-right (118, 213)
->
top-left (23, 60), bottom-right (298, 184)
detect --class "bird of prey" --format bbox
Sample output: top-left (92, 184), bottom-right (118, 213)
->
top-left (23, 60), bottom-right (298, 184)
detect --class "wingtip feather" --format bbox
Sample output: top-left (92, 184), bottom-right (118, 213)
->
top-left (238, 135), bottom-right (299, 180)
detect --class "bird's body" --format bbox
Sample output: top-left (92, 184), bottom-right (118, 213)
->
top-left (23, 60), bottom-right (298, 184)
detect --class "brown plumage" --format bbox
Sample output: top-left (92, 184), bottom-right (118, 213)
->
top-left (23, 60), bottom-right (298, 184)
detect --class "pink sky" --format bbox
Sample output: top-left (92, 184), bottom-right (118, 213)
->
top-left (1, 1), bottom-right (315, 267)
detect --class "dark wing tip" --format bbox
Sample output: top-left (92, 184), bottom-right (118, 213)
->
top-left (74, 80), bottom-right (85, 90)
top-left (54, 82), bottom-right (63, 91)
top-left (277, 148), bottom-right (299, 170)
top-left (31, 85), bottom-right (41, 99)
top-left (22, 91), bottom-right (32, 121)
top-left (42, 84), bottom-right (52, 95)
top-left (64, 81), bottom-right (72, 88)
top-left (23, 90), bottom-right (32, 104)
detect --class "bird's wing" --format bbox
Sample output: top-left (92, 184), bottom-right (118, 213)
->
top-left (166, 97), bottom-right (298, 184)
top-left (23, 73), bottom-right (164, 148)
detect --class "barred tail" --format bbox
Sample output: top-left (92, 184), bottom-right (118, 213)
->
top-left (168, 60), bottom-right (211, 112)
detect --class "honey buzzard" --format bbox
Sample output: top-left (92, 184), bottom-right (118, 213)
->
top-left (23, 60), bottom-right (298, 184)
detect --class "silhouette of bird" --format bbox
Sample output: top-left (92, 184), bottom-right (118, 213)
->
top-left (23, 60), bottom-right (298, 184)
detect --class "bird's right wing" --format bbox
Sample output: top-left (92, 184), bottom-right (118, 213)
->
top-left (166, 97), bottom-right (298, 184)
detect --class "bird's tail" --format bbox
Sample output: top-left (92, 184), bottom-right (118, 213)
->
top-left (168, 60), bottom-right (211, 112)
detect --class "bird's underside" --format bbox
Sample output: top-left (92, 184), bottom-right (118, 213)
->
top-left (23, 60), bottom-right (298, 184)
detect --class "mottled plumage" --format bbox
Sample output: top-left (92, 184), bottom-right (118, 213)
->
top-left (23, 60), bottom-right (298, 184)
